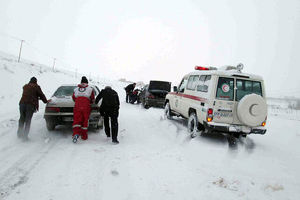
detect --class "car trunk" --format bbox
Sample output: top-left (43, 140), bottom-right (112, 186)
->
top-left (148, 81), bottom-right (171, 100)
top-left (47, 85), bottom-right (99, 114)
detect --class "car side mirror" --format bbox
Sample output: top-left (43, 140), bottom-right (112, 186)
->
top-left (173, 86), bottom-right (178, 92)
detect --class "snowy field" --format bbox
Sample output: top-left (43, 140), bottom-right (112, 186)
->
top-left (0, 52), bottom-right (300, 200)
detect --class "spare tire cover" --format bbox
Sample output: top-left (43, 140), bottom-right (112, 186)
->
top-left (237, 94), bottom-right (267, 127)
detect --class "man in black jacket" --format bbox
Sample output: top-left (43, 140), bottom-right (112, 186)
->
top-left (124, 83), bottom-right (136, 103)
top-left (95, 86), bottom-right (120, 144)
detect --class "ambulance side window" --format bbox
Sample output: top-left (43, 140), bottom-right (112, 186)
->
top-left (186, 75), bottom-right (199, 91)
top-left (197, 75), bottom-right (211, 92)
top-left (178, 77), bottom-right (188, 93)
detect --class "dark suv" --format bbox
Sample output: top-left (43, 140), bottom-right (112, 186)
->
top-left (139, 80), bottom-right (171, 109)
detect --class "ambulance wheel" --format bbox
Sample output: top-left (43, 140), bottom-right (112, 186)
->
top-left (188, 113), bottom-right (199, 138)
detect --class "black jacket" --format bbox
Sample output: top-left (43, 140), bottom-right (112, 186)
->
top-left (95, 87), bottom-right (120, 111)
top-left (125, 83), bottom-right (135, 93)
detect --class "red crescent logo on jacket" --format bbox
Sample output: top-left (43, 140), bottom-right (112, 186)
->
top-left (79, 87), bottom-right (86, 92)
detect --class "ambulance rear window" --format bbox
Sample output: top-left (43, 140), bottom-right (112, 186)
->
top-left (216, 77), bottom-right (234, 101)
top-left (236, 80), bottom-right (262, 101)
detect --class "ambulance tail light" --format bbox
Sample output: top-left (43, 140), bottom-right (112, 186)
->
top-left (207, 108), bottom-right (213, 122)
top-left (262, 116), bottom-right (267, 127)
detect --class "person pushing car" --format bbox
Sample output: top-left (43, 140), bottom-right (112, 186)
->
top-left (95, 86), bottom-right (120, 144)
top-left (18, 77), bottom-right (49, 140)
top-left (72, 76), bottom-right (95, 143)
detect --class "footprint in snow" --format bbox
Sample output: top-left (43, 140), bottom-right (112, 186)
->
top-left (44, 138), bottom-right (50, 144)
top-left (111, 170), bottom-right (119, 176)
top-left (120, 129), bottom-right (126, 133)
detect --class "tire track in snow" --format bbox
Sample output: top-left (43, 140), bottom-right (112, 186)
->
top-left (0, 139), bottom-right (58, 199)
top-left (0, 117), bottom-right (18, 137)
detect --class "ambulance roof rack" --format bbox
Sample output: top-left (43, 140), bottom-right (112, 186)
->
top-left (220, 63), bottom-right (244, 73)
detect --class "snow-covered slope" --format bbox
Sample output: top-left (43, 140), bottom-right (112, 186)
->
top-left (0, 51), bottom-right (125, 121)
top-left (0, 52), bottom-right (299, 200)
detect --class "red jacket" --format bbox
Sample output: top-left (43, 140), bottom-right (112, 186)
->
top-left (72, 83), bottom-right (95, 108)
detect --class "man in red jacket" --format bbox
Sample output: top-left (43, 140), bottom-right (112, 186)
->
top-left (72, 76), bottom-right (95, 143)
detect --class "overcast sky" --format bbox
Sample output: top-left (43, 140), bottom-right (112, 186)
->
top-left (0, 0), bottom-right (299, 97)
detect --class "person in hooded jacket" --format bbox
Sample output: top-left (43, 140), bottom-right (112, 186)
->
top-left (95, 86), bottom-right (120, 144)
top-left (18, 77), bottom-right (48, 140)
top-left (72, 76), bottom-right (95, 143)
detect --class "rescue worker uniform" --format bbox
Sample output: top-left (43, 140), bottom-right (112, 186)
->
top-left (95, 86), bottom-right (120, 143)
top-left (72, 77), bottom-right (95, 140)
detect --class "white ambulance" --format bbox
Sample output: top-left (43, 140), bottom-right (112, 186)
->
top-left (164, 64), bottom-right (267, 138)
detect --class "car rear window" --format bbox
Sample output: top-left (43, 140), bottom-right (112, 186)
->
top-left (53, 86), bottom-right (76, 97)
top-left (216, 77), bottom-right (234, 101)
top-left (236, 79), bottom-right (262, 101)
top-left (149, 81), bottom-right (171, 92)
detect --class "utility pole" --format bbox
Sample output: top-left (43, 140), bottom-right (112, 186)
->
top-left (52, 58), bottom-right (56, 72)
top-left (18, 40), bottom-right (24, 63)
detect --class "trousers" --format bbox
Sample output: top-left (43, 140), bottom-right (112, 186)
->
top-left (72, 106), bottom-right (91, 140)
top-left (17, 104), bottom-right (35, 138)
top-left (101, 108), bottom-right (119, 141)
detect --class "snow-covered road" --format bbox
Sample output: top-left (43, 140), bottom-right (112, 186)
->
top-left (0, 52), bottom-right (300, 200)
top-left (0, 100), bottom-right (300, 200)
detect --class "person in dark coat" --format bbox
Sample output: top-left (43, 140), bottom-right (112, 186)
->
top-left (124, 83), bottom-right (136, 103)
top-left (18, 77), bottom-right (48, 140)
top-left (95, 86), bottom-right (120, 144)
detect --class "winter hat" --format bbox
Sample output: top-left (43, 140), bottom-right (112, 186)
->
top-left (29, 77), bottom-right (37, 84)
top-left (81, 76), bottom-right (88, 84)
top-left (105, 86), bottom-right (112, 90)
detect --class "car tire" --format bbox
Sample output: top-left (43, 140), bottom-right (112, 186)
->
top-left (164, 102), bottom-right (173, 119)
top-left (143, 100), bottom-right (150, 109)
top-left (95, 117), bottom-right (103, 130)
top-left (46, 118), bottom-right (56, 131)
top-left (188, 112), bottom-right (199, 138)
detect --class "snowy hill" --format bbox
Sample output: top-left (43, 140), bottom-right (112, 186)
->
top-left (0, 52), bottom-right (300, 200)
top-left (0, 51), bottom-right (125, 121)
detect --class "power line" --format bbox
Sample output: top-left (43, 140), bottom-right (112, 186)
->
top-left (0, 32), bottom-right (22, 41)
top-left (0, 32), bottom-right (77, 71)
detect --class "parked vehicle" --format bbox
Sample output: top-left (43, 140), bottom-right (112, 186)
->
top-left (164, 64), bottom-right (267, 138)
top-left (44, 84), bottom-right (103, 131)
top-left (139, 80), bottom-right (171, 109)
